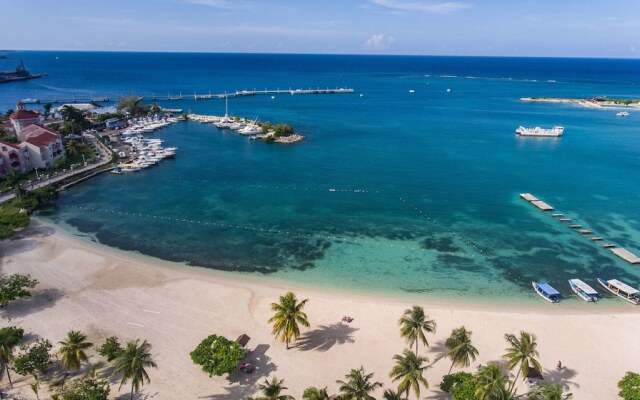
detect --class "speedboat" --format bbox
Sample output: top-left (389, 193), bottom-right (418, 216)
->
top-left (568, 279), bottom-right (599, 302)
top-left (597, 278), bottom-right (640, 305)
top-left (532, 281), bottom-right (561, 303)
top-left (616, 111), bottom-right (629, 117)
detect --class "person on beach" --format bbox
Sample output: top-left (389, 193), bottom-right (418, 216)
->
top-left (557, 361), bottom-right (562, 371)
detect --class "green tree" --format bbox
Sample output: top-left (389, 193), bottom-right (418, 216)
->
top-left (43, 103), bottom-right (52, 119)
top-left (445, 326), bottom-right (479, 374)
top-left (303, 386), bottom-right (332, 400)
top-left (503, 331), bottom-right (541, 395)
top-left (60, 375), bottom-right (110, 400)
top-left (528, 383), bottom-right (571, 400)
top-left (252, 377), bottom-right (295, 400)
top-left (117, 96), bottom-right (144, 116)
top-left (58, 330), bottom-right (93, 387)
top-left (0, 326), bottom-right (24, 388)
top-left (389, 349), bottom-right (430, 399)
top-left (382, 389), bottom-right (403, 400)
top-left (268, 291), bottom-right (310, 349)
top-left (112, 339), bottom-right (157, 400)
top-left (618, 372), bottom-right (640, 400)
top-left (12, 339), bottom-right (53, 380)
top-left (398, 305), bottom-right (436, 355)
top-left (190, 334), bottom-right (247, 377)
top-left (65, 140), bottom-right (79, 156)
top-left (0, 273), bottom-right (38, 307)
top-left (474, 363), bottom-right (510, 400)
top-left (336, 366), bottom-right (382, 400)
top-left (95, 336), bottom-right (123, 361)
top-left (450, 373), bottom-right (479, 400)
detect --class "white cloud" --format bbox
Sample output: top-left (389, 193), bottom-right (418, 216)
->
top-left (185, 0), bottom-right (252, 9)
top-left (365, 34), bottom-right (396, 50)
top-left (368, 0), bottom-right (469, 14)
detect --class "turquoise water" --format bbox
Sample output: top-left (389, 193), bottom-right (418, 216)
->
top-left (5, 52), bottom-right (640, 303)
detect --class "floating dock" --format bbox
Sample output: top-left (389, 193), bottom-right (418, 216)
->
top-left (603, 244), bottom-right (616, 248)
top-left (551, 213), bottom-right (563, 217)
top-left (531, 200), bottom-right (554, 211)
top-left (520, 193), bottom-right (539, 201)
top-left (579, 230), bottom-right (593, 235)
top-left (559, 218), bottom-right (571, 222)
top-left (570, 224), bottom-right (582, 229)
top-left (591, 237), bottom-right (603, 241)
top-left (610, 248), bottom-right (640, 264)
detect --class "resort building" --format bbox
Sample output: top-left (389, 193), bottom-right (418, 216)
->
top-left (9, 102), bottom-right (41, 136)
top-left (0, 140), bottom-right (32, 176)
top-left (19, 125), bottom-right (65, 169)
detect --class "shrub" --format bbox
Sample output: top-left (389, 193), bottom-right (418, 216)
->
top-left (190, 335), bottom-right (247, 377)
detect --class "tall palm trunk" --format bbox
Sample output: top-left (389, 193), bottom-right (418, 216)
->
top-left (130, 380), bottom-right (135, 400)
top-left (508, 369), bottom-right (521, 395)
top-left (415, 341), bottom-right (418, 355)
top-left (448, 361), bottom-right (454, 374)
top-left (5, 364), bottom-right (13, 389)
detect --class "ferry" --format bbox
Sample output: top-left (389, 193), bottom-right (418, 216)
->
top-left (597, 278), bottom-right (640, 305)
top-left (532, 281), bottom-right (561, 303)
top-left (568, 279), bottom-right (599, 302)
top-left (516, 126), bottom-right (564, 137)
top-left (616, 111), bottom-right (629, 117)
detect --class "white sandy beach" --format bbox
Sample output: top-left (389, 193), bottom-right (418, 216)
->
top-left (1, 224), bottom-right (639, 399)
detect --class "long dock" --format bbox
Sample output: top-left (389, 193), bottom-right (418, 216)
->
top-left (21, 87), bottom-right (356, 105)
top-left (520, 193), bottom-right (554, 211)
top-left (610, 248), bottom-right (640, 264)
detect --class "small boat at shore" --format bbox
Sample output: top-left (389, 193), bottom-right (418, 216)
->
top-left (532, 281), bottom-right (561, 303)
top-left (597, 278), bottom-right (640, 305)
top-left (568, 279), bottom-right (599, 302)
top-left (516, 126), bottom-right (564, 137)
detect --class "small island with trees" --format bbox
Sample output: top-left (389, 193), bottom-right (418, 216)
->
top-left (188, 113), bottom-right (305, 144)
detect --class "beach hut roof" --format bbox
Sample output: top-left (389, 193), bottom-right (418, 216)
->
top-left (526, 368), bottom-right (544, 380)
top-left (236, 334), bottom-right (250, 348)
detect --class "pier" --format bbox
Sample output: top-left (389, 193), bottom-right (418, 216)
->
top-left (610, 248), bottom-right (640, 264)
top-left (21, 87), bottom-right (355, 105)
top-left (520, 193), bottom-right (554, 211)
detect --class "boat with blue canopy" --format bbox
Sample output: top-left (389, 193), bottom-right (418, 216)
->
top-left (532, 281), bottom-right (561, 303)
top-left (568, 279), bottom-right (599, 302)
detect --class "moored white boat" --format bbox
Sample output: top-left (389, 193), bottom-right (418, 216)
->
top-left (516, 126), bottom-right (564, 137)
top-left (616, 111), bottom-right (629, 117)
top-left (532, 281), bottom-right (561, 303)
top-left (597, 278), bottom-right (640, 305)
top-left (568, 279), bottom-right (599, 302)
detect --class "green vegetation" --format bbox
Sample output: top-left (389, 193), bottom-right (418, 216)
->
top-left (190, 334), bottom-right (247, 377)
top-left (398, 305), bottom-right (436, 355)
top-left (0, 326), bottom-right (24, 388)
top-left (474, 363), bottom-right (510, 400)
top-left (503, 331), bottom-right (541, 395)
top-left (95, 336), bottom-right (123, 361)
top-left (273, 124), bottom-right (295, 137)
top-left (58, 330), bottom-right (93, 387)
top-left (94, 112), bottom-right (124, 122)
top-left (445, 326), bottom-right (479, 374)
top-left (13, 339), bottom-right (53, 380)
top-left (251, 377), bottom-right (295, 400)
top-left (58, 375), bottom-right (110, 400)
top-left (60, 105), bottom-right (90, 135)
top-left (336, 366), bottom-right (382, 400)
top-left (269, 291), bottom-right (310, 349)
top-left (0, 202), bottom-right (30, 239)
top-left (528, 383), bottom-right (569, 400)
top-left (618, 372), bottom-right (640, 400)
top-left (302, 386), bottom-right (332, 400)
top-left (112, 339), bottom-right (157, 400)
top-left (0, 274), bottom-right (38, 307)
top-left (389, 349), bottom-right (430, 399)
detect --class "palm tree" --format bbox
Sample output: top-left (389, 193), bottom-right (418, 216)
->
top-left (503, 331), bottom-right (541, 395)
top-left (0, 326), bottom-right (24, 389)
top-left (113, 339), bottom-right (157, 400)
top-left (302, 385), bottom-right (332, 400)
top-left (389, 349), bottom-right (430, 399)
top-left (528, 383), bottom-right (571, 400)
top-left (474, 363), bottom-right (510, 400)
top-left (268, 291), bottom-right (310, 349)
top-left (65, 140), bottom-right (79, 156)
top-left (58, 330), bottom-right (93, 388)
top-left (336, 366), bottom-right (382, 400)
top-left (398, 305), bottom-right (436, 355)
top-left (445, 326), bottom-right (479, 374)
top-left (253, 377), bottom-right (294, 400)
top-left (382, 389), bottom-right (403, 400)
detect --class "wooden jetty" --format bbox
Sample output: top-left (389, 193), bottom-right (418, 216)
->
top-left (610, 248), bottom-right (640, 264)
top-left (579, 229), bottom-right (593, 235)
top-left (520, 193), bottom-right (554, 211)
top-left (520, 193), bottom-right (539, 201)
top-left (570, 224), bottom-right (582, 229)
top-left (551, 213), bottom-right (563, 217)
top-left (591, 237), bottom-right (604, 241)
top-left (602, 244), bottom-right (616, 248)
top-left (559, 218), bottom-right (571, 222)
top-left (22, 87), bottom-right (356, 105)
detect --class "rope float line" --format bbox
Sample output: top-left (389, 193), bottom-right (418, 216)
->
top-left (62, 204), bottom-right (475, 258)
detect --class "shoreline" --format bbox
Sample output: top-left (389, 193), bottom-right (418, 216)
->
top-left (36, 217), bottom-right (638, 314)
top-left (2, 222), bottom-right (639, 399)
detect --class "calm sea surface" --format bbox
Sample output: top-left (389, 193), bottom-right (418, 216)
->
top-left (3, 52), bottom-right (640, 304)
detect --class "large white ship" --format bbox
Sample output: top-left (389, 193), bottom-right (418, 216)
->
top-left (515, 125), bottom-right (564, 137)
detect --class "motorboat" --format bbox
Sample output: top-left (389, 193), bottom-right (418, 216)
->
top-left (597, 278), bottom-right (640, 305)
top-left (532, 281), bottom-right (561, 303)
top-left (568, 279), bottom-right (599, 302)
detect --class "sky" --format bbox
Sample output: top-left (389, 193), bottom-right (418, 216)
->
top-left (2, 0), bottom-right (640, 57)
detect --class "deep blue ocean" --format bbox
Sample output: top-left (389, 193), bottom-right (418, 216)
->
top-left (2, 51), bottom-right (640, 304)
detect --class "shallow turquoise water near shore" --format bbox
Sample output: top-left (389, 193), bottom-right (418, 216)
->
top-left (5, 52), bottom-right (640, 304)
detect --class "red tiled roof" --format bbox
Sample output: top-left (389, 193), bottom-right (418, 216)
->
top-left (9, 109), bottom-right (40, 120)
top-left (22, 125), bottom-right (61, 147)
top-left (0, 140), bottom-right (21, 150)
